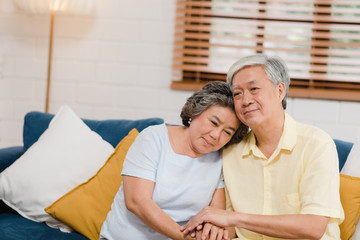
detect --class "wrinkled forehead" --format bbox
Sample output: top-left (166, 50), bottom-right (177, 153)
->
top-left (228, 64), bottom-right (265, 84)
top-left (231, 66), bottom-right (271, 87)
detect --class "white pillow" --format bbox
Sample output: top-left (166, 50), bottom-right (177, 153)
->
top-left (340, 137), bottom-right (360, 239)
top-left (341, 137), bottom-right (360, 177)
top-left (0, 105), bottom-right (114, 231)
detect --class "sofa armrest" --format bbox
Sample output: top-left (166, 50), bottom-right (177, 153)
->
top-left (0, 146), bottom-right (25, 173)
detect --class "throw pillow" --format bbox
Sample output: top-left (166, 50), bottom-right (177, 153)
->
top-left (339, 174), bottom-right (360, 240)
top-left (340, 137), bottom-right (360, 239)
top-left (0, 105), bottom-right (114, 232)
top-left (45, 128), bottom-right (139, 240)
top-left (341, 137), bottom-right (360, 177)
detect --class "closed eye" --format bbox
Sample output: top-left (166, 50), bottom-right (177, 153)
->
top-left (211, 120), bottom-right (218, 126)
top-left (224, 130), bottom-right (232, 136)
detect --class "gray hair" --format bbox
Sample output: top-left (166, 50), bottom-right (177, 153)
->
top-left (180, 81), bottom-right (248, 146)
top-left (226, 54), bottom-right (290, 109)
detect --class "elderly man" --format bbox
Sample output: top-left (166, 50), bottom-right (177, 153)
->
top-left (182, 54), bottom-right (343, 239)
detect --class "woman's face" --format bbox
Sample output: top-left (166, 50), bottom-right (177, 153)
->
top-left (188, 105), bottom-right (240, 156)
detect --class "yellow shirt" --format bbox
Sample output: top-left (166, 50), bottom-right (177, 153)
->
top-left (223, 113), bottom-right (344, 240)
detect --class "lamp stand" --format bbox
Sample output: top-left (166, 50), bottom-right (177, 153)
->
top-left (45, 11), bottom-right (55, 113)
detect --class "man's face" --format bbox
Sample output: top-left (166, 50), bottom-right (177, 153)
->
top-left (231, 65), bottom-right (285, 129)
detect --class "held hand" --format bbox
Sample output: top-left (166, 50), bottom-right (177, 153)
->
top-left (183, 225), bottom-right (201, 240)
top-left (181, 207), bottom-right (232, 236)
top-left (183, 223), bottom-right (229, 240)
top-left (185, 234), bottom-right (196, 240)
top-left (200, 223), bottom-right (229, 240)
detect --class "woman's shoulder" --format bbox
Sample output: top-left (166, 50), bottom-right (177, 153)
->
top-left (140, 122), bottom-right (166, 135)
top-left (135, 123), bottom-right (169, 146)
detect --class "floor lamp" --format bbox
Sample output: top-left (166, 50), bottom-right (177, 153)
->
top-left (13, 0), bottom-right (95, 113)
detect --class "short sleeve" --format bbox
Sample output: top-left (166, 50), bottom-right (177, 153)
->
top-left (299, 134), bottom-right (343, 220)
top-left (121, 125), bottom-right (162, 182)
top-left (216, 171), bottom-right (225, 189)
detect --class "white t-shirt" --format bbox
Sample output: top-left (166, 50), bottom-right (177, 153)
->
top-left (100, 123), bottom-right (224, 240)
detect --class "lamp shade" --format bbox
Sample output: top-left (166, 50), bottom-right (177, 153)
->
top-left (13, 0), bottom-right (95, 14)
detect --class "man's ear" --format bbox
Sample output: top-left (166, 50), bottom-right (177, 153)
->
top-left (277, 82), bottom-right (286, 101)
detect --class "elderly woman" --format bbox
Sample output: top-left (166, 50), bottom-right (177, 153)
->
top-left (100, 81), bottom-right (248, 240)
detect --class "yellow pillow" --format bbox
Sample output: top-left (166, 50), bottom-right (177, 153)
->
top-left (45, 128), bottom-right (139, 240)
top-left (339, 174), bottom-right (360, 240)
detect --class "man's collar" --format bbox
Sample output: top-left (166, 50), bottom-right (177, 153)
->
top-left (242, 113), bottom-right (297, 158)
top-left (278, 112), bottom-right (297, 151)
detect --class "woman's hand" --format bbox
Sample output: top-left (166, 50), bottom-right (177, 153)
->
top-left (181, 206), bottom-right (234, 236)
top-left (185, 223), bottom-right (228, 240)
top-left (197, 223), bottom-right (229, 240)
top-left (123, 175), bottom-right (190, 240)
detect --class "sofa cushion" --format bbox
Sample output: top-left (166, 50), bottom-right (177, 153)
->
top-left (341, 137), bottom-right (360, 178)
top-left (0, 214), bottom-right (87, 240)
top-left (0, 105), bottom-right (114, 231)
top-left (339, 174), bottom-right (360, 240)
top-left (23, 111), bottom-right (164, 150)
top-left (340, 137), bottom-right (360, 239)
top-left (334, 139), bottom-right (354, 171)
top-left (45, 128), bottom-right (139, 240)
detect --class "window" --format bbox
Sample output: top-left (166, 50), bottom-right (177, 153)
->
top-left (171, 0), bottom-right (360, 101)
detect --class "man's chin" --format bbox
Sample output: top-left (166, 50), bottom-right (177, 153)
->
top-left (241, 117), bottom-right (259, 128)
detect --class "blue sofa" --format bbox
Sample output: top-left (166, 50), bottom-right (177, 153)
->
top-left (0, 111), bottom-right (355, 239)
top-left (0, 111), bottom-right (164, 240)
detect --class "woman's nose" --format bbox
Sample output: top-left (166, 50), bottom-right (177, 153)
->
top-left (210, 128), bottom-right (221, 140)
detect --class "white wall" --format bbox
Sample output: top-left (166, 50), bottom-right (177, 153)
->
top-left (0, 0), bottom-right (359, 148)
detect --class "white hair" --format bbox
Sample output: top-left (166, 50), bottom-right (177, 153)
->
top-left (226, 54), bottom-right (290, 109)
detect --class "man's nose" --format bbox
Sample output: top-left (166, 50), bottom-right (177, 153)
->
top-left (242, 91), bottom-right (254, 106)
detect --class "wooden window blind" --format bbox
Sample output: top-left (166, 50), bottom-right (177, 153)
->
top-left (171, 0), bottom-right (360, 101)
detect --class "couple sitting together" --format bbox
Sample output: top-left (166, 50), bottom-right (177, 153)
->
top-left (100, 54), bottom-right (343, 240)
